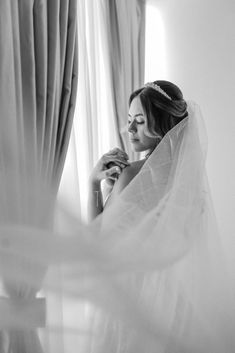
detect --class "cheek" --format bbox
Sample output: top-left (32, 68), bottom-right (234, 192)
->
top-left (138, 125), bottom-right (157, 145)
top-left (142, 134), bottom-right (159, 148)
top-left (139, 123), bottom-right (149, 134)
top-left (142, 125), bottom-right (154, 139)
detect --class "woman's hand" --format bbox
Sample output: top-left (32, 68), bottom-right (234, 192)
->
top-left (89, 148), bottom-right (129, 185)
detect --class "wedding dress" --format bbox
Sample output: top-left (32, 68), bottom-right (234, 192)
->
top-left (0, 101), bottom-right (235, 353)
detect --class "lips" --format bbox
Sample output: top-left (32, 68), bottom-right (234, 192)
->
top-left (130, 138), bottom-right (139, 143)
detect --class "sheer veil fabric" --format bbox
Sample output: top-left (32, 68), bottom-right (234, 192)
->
top-left (1, 101), bottom-right (235, 352)
top-left (87, 101), bottom-right (235, 352)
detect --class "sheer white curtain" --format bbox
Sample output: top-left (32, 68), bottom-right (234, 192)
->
top-left (59, 0), bottom-right (146, 222)
top-left (59, 0), bottom-right (119, 221)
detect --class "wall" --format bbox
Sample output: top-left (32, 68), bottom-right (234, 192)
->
top-left (149, 0), bottom-right (235, 262)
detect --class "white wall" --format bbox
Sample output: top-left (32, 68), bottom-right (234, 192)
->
top-left (149, 0), bottom-right (235, 261)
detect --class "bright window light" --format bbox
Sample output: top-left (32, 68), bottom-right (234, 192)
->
top-left (145, 3), bottom-right (167, 82)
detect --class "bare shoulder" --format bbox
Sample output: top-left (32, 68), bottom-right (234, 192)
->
top-left (109, 159), bottom-right (145, 197)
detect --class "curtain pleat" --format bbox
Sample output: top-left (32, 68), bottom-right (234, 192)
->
top-left (42, 1), bottom-right (61, 181)
top-left (33, 0), bottom-right (48, 172)
top-left (54, 1), bottom-right (78, 184)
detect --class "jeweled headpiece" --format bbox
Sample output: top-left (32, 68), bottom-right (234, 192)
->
top-left (144, 82), bottom-right (172, 100)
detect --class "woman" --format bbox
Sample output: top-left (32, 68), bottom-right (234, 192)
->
top-left (0, 81), bottom-right (235, 353)
top-left (85, 81), bottom-right (235, 353)
top-left (88, 80), bottom-right (187, 220)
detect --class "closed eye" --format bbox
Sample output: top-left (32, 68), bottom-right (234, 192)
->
top-left (128, 120), bottom-right (145, 125)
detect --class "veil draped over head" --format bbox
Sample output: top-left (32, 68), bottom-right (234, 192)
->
top-left (1, 101), bottom-right (235, 353)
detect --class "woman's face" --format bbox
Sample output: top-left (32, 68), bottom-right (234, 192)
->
top-left (128, 96), bottom-right (160, 152)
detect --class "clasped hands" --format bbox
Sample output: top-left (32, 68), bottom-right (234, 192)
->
top-left (89, 148), bottom-right (130, 186)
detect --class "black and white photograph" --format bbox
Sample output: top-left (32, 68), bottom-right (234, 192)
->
top-left (0, 1), bottom-right (235, 352)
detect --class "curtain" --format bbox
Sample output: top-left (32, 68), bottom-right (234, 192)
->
top-left (0, 0), bottom-right (78, 352)
top-left (60, 0), bottom-right (146, 221)
top-left (106, 0), bottom-right (146, 159)
top-left (0, 0), bottom-right (78, 190)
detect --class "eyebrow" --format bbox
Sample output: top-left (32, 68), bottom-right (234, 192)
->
top-left (128, 113), bottom-right (144, 118)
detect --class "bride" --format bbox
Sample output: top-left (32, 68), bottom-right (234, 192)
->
top-left (85, 80), bottom-right (235, 353)
top-left (1, 80), bottom-right (235, 353)
top-left (88, 80), bottom-right (188, 220)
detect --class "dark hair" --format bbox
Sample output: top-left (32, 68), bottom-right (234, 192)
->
top-left (129, 80), bottom-right (188, 138)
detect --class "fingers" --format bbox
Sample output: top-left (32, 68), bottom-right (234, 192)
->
top-left (104, 166), bottom-right (121, 182)
top-left (108, 177), bottom-right (118, 182)
top-left (105, 166), bottom-right (121, 178)
top-left (106, 178), bottom-right (115, 186)
top-left (104, 161), bottom-right (129, 171)
top-left (91, 148), bottom-right (129, 184)
top-left (103, 155), bottom-right (129, 169)
top-left (107, 148), bottom-right (129, 160)
top-left (102, 148), bottom-right (129, 171)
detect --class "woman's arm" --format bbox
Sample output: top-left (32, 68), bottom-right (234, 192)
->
top-left (88, 148), bottom-right (129, 221)
top-left (88, 180), bottom-right (104, 221)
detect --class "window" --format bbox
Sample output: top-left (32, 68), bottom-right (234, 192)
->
top-left (145, 1), bottom-right (167, 82)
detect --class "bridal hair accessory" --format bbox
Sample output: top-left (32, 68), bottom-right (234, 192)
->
top-left (144, 82), bottom-right (172, 101)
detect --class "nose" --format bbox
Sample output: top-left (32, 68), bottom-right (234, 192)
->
top-left (128, 120), bottom-right (137, 133)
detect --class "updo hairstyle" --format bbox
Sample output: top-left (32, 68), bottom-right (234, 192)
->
top-left (129, 80), bottom-right (188, 138)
